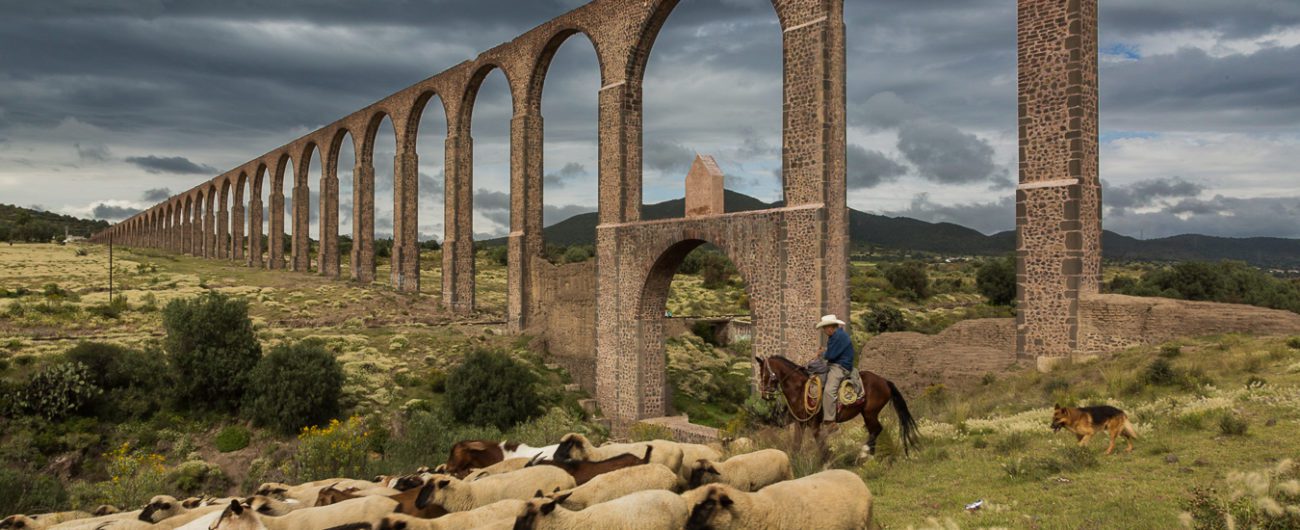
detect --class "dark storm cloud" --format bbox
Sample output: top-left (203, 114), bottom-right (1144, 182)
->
top-left (543, 162), bottom-right (587, 188)
top-left (1108, 195), bottom-right (1300, 239)
top-left (92, 203), bottom-right (141, 220)
top-left (645, 140), bottom-right (695, 174)
top-left (125, 155), bottom-right (217, 175)
top-left (419, 172), bottom-right (444, 198)
top-left (474, 188), bottom-right (511, 233)
top-left (1105, 177), bottom-right (1204, 214)
top-left (1099, 0), bottom-right (1300, 39)
top-left (142, 187), bottom-right (172, 201)
top-left (896, 121), bottom-right (1000, 184)
top-left (75, 142), bottom-right (110, 163)
top-left (846, 145), bottom-right (907, 190)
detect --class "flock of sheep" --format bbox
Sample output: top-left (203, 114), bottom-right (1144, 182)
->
top-left (1, 433), bottom-right (874, 530)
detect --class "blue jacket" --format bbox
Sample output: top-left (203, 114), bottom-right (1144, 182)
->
top-left (822, 327), bottom-right (855, 371)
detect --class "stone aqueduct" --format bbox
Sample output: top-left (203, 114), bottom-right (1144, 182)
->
top-left (93, 0), bottom-right (1103, 424)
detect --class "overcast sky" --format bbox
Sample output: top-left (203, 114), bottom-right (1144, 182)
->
top-left (1, 0), bottom-right (1297, 240)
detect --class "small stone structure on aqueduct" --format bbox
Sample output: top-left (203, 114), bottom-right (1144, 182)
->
top-left (92, 0), bottom-right (1300, 429)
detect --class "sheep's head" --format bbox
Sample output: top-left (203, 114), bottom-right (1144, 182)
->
top-left (314, 483), bottom-right (358, 507)
top-left (391, 474), bottom-right (425, 491)
top-left (181, 497), bottom-right (204, 509)
top-left (245, 496), bottom-right (296, 516)
top-left (93, 505), bottom-right (120, 516)
top-left (554, 433), bottom-right (592, 463)
top-left (418, 478), bottom-right (455, 510)
top-left (685, 485), bottom-right (738, 530)
top-left (687, 459), bottom-right (722, 488)
top-left (139, 495), bottom-right (184, 523)
top-left (211, 499), bottom-right (259, 530)
top-left (513, 497), bottom-right (562, 530)
top-left (254, 483), bottom-right (289, 500)
top-left (0, 515), bottom-right (37, 529)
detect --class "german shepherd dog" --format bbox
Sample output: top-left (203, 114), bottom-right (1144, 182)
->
top-left (1051, 404), bottom-right (1138, 455)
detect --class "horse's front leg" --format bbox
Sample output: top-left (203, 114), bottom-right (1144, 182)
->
top-left (793, 421), bottom-right (805, 454)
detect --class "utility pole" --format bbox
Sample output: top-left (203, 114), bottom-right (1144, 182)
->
top-left (108, 233), bottom-right (114, 302)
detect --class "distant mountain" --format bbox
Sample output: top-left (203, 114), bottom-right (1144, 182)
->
top-left (486, 191), bottom-right (1300, 268)
top-left (0, 204), bottom-right (109, 242)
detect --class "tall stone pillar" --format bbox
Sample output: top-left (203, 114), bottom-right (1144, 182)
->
top-left (248, 196), bottom-right (263, 267)
top-left (217, 208), bottom-right (229, 259)
top-left (1016, 0), bottom-right (1101, 369)
top-left (319, 163), bottom-right (340, 277)
top-left (351, 157), bottom-right (376, 283)
top-left (508, 111), bottom-right (543, 333)
top-left (190, 205), bottom-right (201, 257)
top-left (392, 144), bottom-right (420, 292)
top-left (231, 203), bottom-right (245, 261)
top-left (292, 183), bottom-right (310, 272)
top-left (442, 132), bottom-right (475, 314)
top-left (268, 190), bottom-right (285, 269)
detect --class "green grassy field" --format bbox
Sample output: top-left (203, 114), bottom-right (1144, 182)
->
top-left (3, 243), bottom-right (1297, 527)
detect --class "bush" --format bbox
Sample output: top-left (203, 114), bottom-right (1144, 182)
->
top-left (64, 341), bottom-right (170, 420)
top-left (166, 459), bottom-right (229, 496)
top-left (699, 252), bottom-right (735, 289)
top-left (992, 431), bottom-right (1031, 455)
top-left (976, 256), bottom-right (1017, 306)
top-left (488, 246), bottom-right (508, 266)
top-left (1140, 358), bottom-right (1179, 387)
top-left (382, 408), bottom-right (501, 474)
top-left (0, 468), bottom-right (68, 515)
top-left (70, 443), bottom-right (168, 509)
top-left (245, 340), bottom-right (344, 435)
top-left (215, 426), bottom-right (251, 452)
top-left (883, 261), bottom-right (930, 300)
top-left (563, 246), bottom-right (591, 264)
top-left (292, 416), bottom-right (372, 482)
top-left (1287, 337), bottom-right (1300, 350)
top-left (863, 307), bottom-right (907, 334)
top-left (1218, 412), bottom-right (1248, 437)
top-left (1114, 261), bottom-right (1300, 314)
top-left (509, 407), bottom-right (600, 447)
top-left (14, 361), bottom-right (101, 420)
top-left (445, 348), bottom-right (545, 430)
top-left (1159, 344), bottom-right (1182, 359)
top-left (162, 292), bottom-right (261, 412)
top-left (629, 422), bottom-right (674, 442)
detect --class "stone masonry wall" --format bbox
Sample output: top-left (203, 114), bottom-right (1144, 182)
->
top-left (1079, 294), bottom-right (1300, 354)
top-left (528, 257), bottom-right (598, 393)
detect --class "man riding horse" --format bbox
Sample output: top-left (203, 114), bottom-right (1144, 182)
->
top-left (815, 314), bottom-right (854, 425)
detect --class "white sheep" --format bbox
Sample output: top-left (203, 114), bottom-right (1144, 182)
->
top-left (549, 464), bottom-right (679, 510)
top-left (674, 443), bottom-right (722, 486)
top-left (681, 469), bottom-right (873, 530)
top-left (556, 434), bottom-right (684, 474)
top-left (242, 496), bottom-right (304, 516)
top-left (686, 448), bottom-right (793, 491)
top-left (514, 489), bottom-right (688, 530)
top-left (501, 442), bottom-right (558, 462)
top-left (209, 495), bottom-right (399, 529)
top-left (465, 457), bottom-right (532, 481)
top-left (1, 513), bottom-right (90, 530)
top-left (375, 499), bottom-right (526, 530)
top-left (426, 466), bottom-right (575, 512)
top-left (91, 504), bottom-right (226, 530)
top-left (139, 495), bottom-right (191, 523)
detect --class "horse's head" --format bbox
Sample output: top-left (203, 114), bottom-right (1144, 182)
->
top-left (755, 356), bottom-right (781, 399)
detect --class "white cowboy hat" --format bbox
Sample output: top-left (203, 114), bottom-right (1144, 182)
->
top-left (815, 314), bottom-right (845, 329)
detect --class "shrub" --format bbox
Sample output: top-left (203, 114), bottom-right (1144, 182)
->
top-left (445, 348), bottom-right (545, 430)
top-left (0, 468), bottom-right (68, 515)
top-left (976, 257), bottom-right (1017, 306)
top-left (429, 368), bottom-right (448, 394)
top-left (166, 459), bottom-right (229, 496)
top-left (563, 246), bottom-right (591, 264)
top-left (883, 261), bottom-right (930, 300)
top-left (74, 247), bottom-right (88, 256)
top-left (64, 341), bottom-right (170, 420)
top-left (292, 416), bottom-right (372, 482)
top-left (1160, 344), bottom-right (1182, 359)
top-left (862, 307), bottom-right (907, 334)
top-left (1140, 358), bottom-right (1179, 387)
top-left (699, 252), bottom-right (735, 289)
top-left (382, 409), bottom-right (501, 474)
top-left (489, 246), bottom-right (508, 266)
top-left (509, 407), bottom-right (600, 447)
top-left (71, 443), bottom-right (168, 509)
top-left (14, 361), bottom-right (101, 420)
top-left (245, 340), bottom-right (344, 435)
top-left (215, 426), bottom-right (251, 453)
top-left (629, 422), bottom-right (674, 442)
top-left (1115, 261), bottom-right (1300, 314)
top-left (163, 292), bottom-right (261, 412)
top-left (1218, 412), bottom-right (1248, 437)
top-left (1287, 337), bottom-right (1300, 350)
top-left (992, 431), bottom-right (1031, 455)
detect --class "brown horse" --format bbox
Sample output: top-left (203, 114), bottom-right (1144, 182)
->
top-left (756, 355), bottom-right (920, 456)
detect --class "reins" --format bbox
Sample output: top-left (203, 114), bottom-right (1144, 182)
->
top-left (764, 357), bottom-right (819, 423)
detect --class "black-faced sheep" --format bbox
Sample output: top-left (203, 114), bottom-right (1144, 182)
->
top-left (513, 489), bottom-right (688, 530)
top-left (686, 448), bottom-right (793, 491)
top-left (548, 464), bottom-right (679, 510)
top-left (423, 466), bottom-right (575, 513)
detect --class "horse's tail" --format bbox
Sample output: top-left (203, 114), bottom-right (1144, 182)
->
top-left (887, 380), bottom-right (921, 456)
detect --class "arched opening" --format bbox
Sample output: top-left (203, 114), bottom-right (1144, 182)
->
top-left (641, 239), bottom-right (755, 427)
top-left (275, 157), bottom-right (296, 269)
top-left (370, 114), bottom-right (398, 287)
top-left (255, 166), bottom-right (271, 267)
top-left (412, 92), bottom-right (448, 297)
top-left (334, 131), bottom-right (357, 278)
top-left (233, 172), bottom-right (248, 260)
top-left (300, 144), bottom-right (322, 272)
top-left (468, 66), bottom-right (513, 315)
top-left (641, 0), bottom-right (784, 213)
top-left (204, 185), bottom-right (217, 257)
top-left (537, 31), bottom-right (600, 265)
top-left (218, 179), bottom-right (231, 259)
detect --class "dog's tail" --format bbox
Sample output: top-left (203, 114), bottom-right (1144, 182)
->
top-left (1122, 419), bottom-right (1139, 439)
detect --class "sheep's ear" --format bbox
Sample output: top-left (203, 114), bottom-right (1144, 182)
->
top-left (705, 463), bottom-right (720, 475)
top-left (552, 492), bottom-right (572, 505)
top-left (718, 494), bottom-right (734, 508)
top-left (533, 489), bottom-right (544, 498)
top-left (436, 479), bottom-right (451, 489)
top-left (540, 500), bottom-right (559, 516)
top-left (415, 483), bottom-right (436, 509)
top-left (229, 499), bottom-right (244, 515)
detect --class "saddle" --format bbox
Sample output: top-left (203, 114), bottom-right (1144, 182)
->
top-left (802, 361), bottom-right (865, 416)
